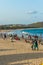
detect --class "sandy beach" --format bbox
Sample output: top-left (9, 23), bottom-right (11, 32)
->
top-left (0, 0), bottom-right (43, 64)
top-left (0, 36), bottom-right (43, 65)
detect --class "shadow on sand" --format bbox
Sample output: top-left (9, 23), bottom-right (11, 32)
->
top-left (11, 62), bottom-right (30, 65)
top-left (0, 49), bottom-right (16, 51)
top-left (0, 52), bottom-right (43, 65)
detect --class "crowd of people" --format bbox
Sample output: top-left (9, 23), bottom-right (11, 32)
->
top-left (0, 33), bottom-right (20, 41)
top-left (0, 32), bottom-right (42, 50)
top-left (22, 34), bottom-right (42, 50)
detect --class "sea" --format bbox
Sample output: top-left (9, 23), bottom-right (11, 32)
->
top-left (8, 28), bottom-right (43, 38)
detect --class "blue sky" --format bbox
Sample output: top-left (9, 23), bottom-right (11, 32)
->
top-left (0, 0), bottom-right (43, 25)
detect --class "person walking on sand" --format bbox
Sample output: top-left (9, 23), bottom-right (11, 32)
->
top-left (33, 39), bottom-right (39, 50)
top-left (31, 39), bottom-right (39, 50)
top-left (31, 39), bottom-right (35, 50)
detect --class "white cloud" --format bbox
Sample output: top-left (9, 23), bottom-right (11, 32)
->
top-left (26, 11), bottom-right (38, 14)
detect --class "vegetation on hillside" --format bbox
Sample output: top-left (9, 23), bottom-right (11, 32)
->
top-left (27, 22), bottom-right (43, 28)
top-left (0, 22), bottom-right (43, 30)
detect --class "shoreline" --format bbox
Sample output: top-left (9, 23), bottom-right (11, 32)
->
top-left (0, 27), bottom-right (43, 31)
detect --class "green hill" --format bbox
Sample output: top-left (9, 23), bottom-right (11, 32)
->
top-left (0, 22), bottom-right (43, 30)
top-left (27, 22), bottom-right (43, 28)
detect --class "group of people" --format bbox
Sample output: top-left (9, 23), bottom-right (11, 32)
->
top-left (31, 39), bottom-right (38, 50)
top-left (11, 34), bottom-right (20, 42)
top-left (22, 34), bottom-right (39, 50)
top-left (0, 32), bottom-right (40, 50)
top-left (0, 33), bottom-right (7, 39)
